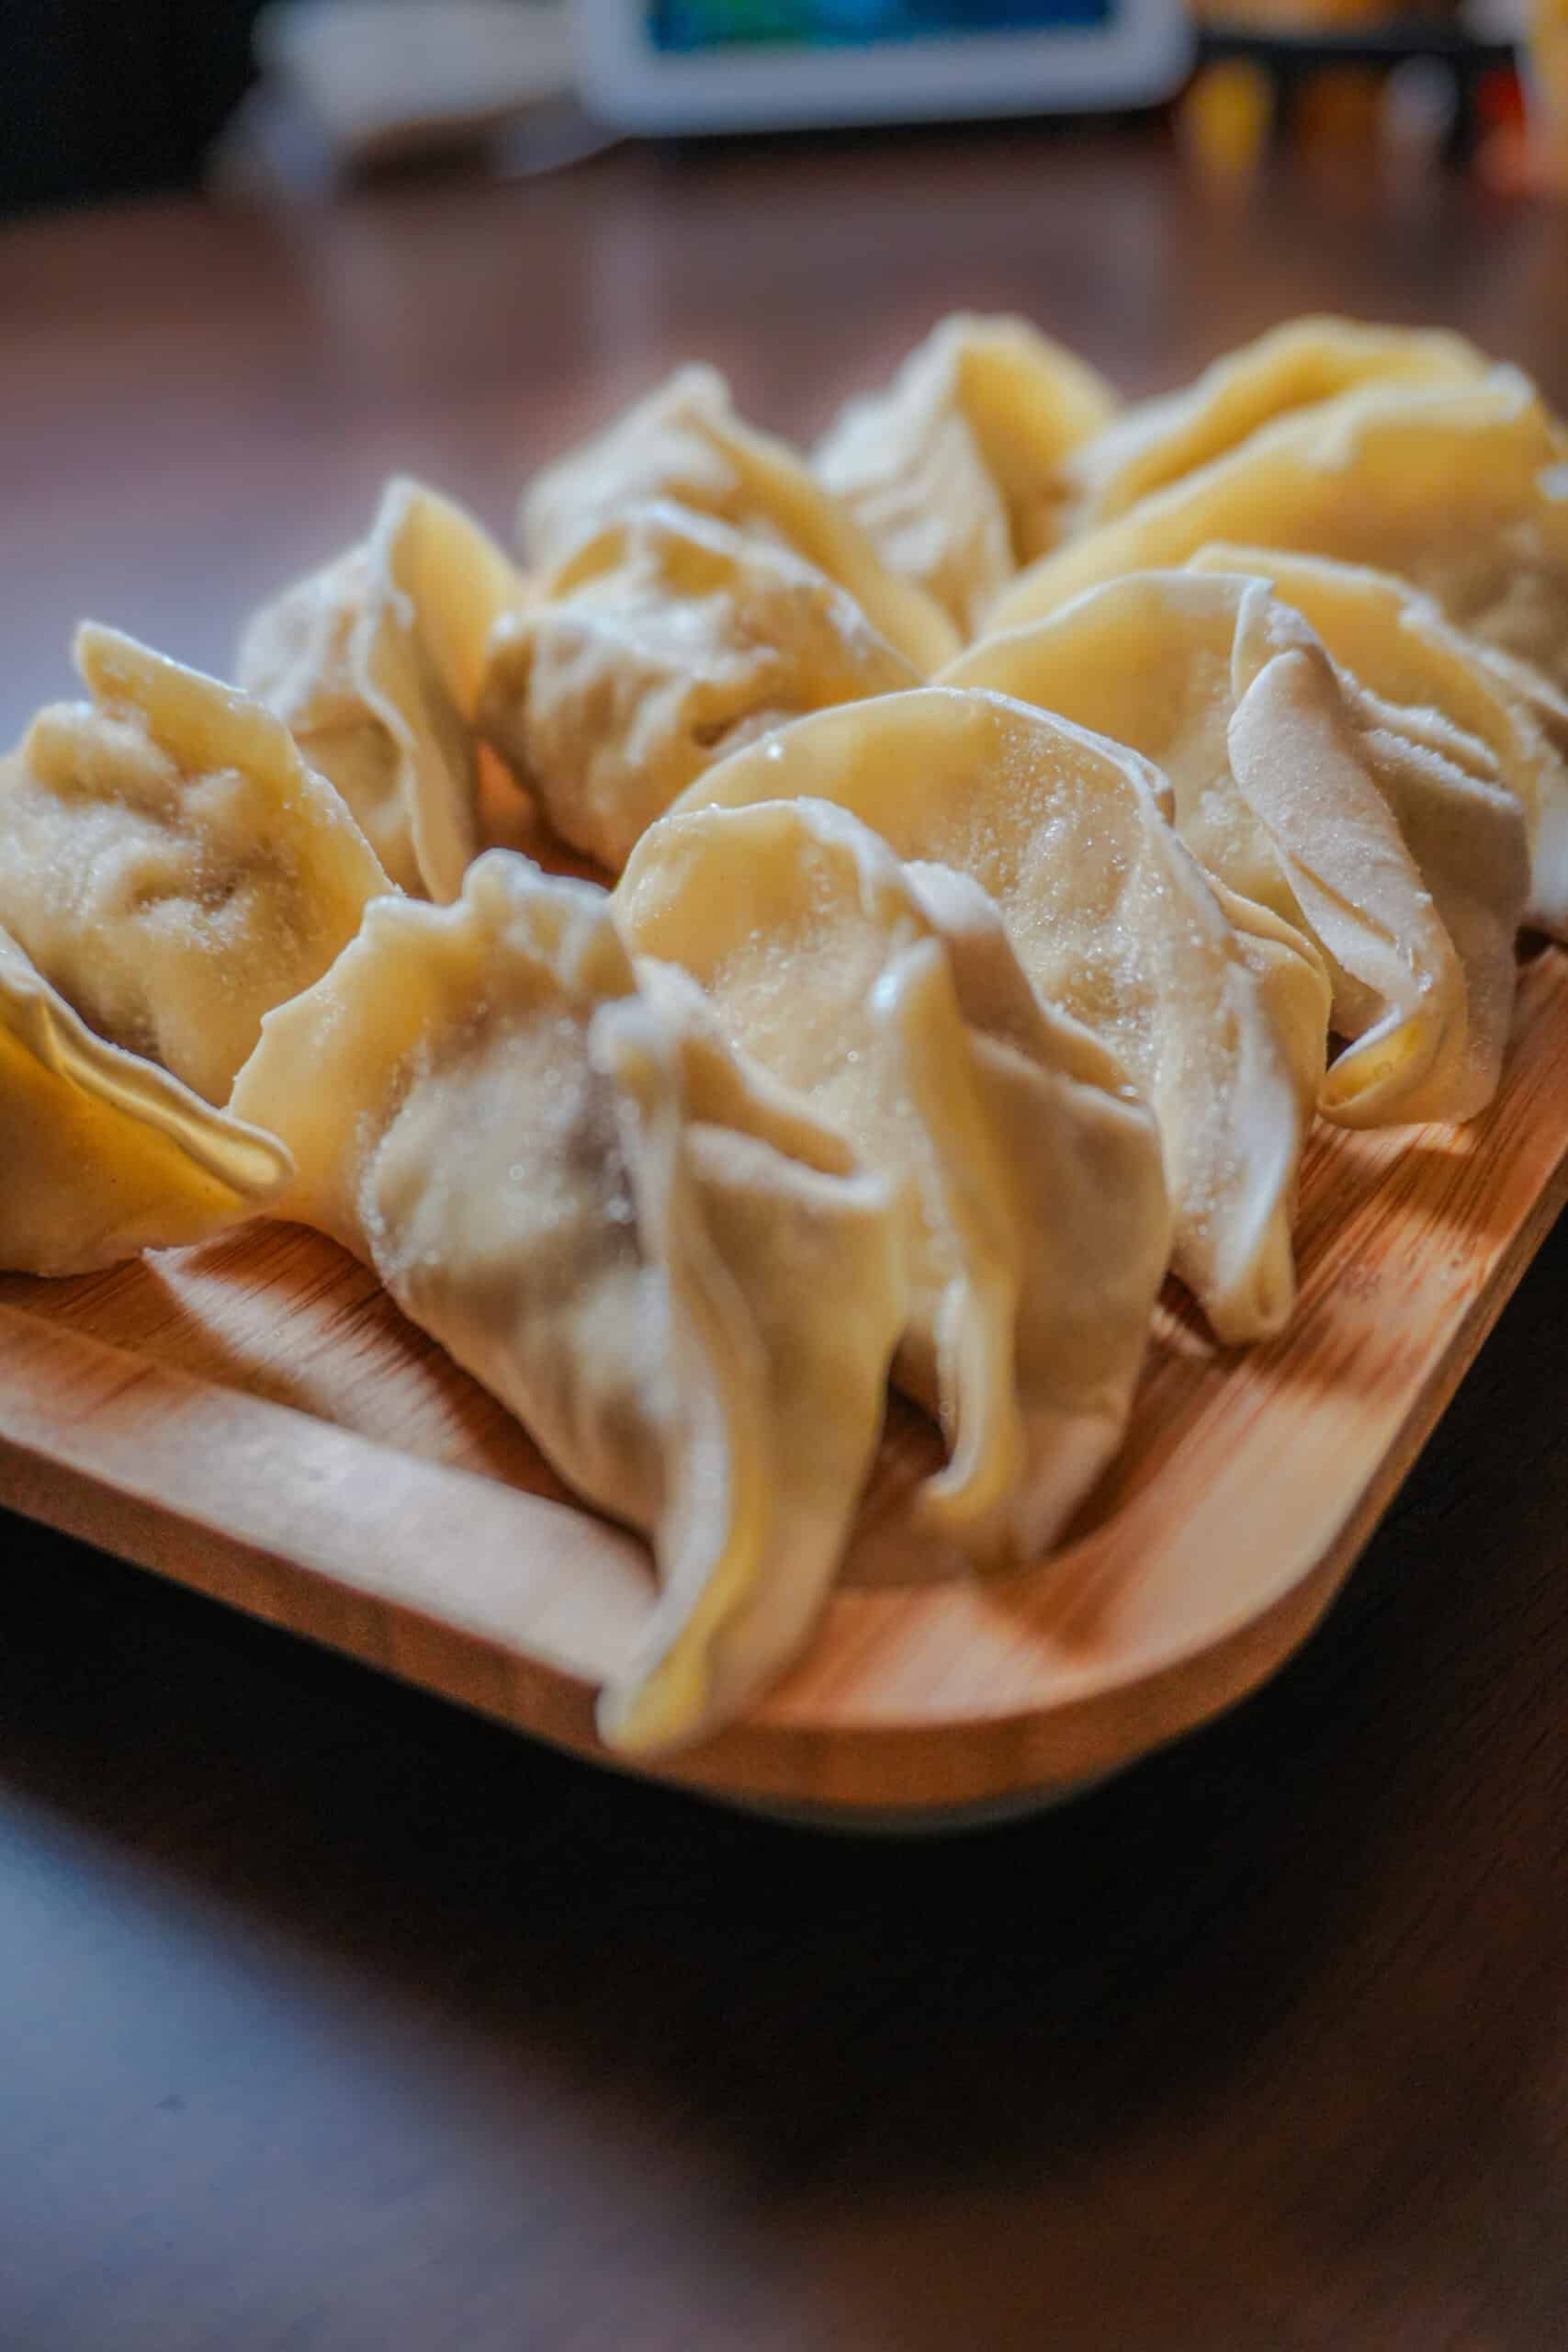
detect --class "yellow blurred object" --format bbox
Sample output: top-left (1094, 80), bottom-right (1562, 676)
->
top-left (1179, 60), bottom-right (1273, 179)
top-left (1529, 0), bottom-right (1568, 187)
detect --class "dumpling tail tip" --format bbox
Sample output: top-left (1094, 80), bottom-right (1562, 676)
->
top-left (595, 1657), bottom-right (713, 1758)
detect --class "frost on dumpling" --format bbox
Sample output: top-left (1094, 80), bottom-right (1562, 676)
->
top-left (0, 922), bottom-right (290, 1276)
top-left (229, 850), bottom-right (904, 1755)
top-left (0, 625), bottom-right (389, 1106)
top-left (516, 363), bottom-right (959, 673)
top-left (814, 313), bottom-right (1119, 636)
top-left (238, 477), bottom-right (526, 900)
top-left (618, 797), bottom-right (1169, 1559)
top-left (1061, 316), bottom-right (1489, 537)
top-left (478, 502), bottom-right (919, 873)
top-left (948, 571), bottom-right (1529, 1126)
top-left (1188, 544), bottom-right (1568, 944)
top-left (991, 367), bottom-right (1568, 699)
top-left (673, 687), bottom-right (1327, 1345)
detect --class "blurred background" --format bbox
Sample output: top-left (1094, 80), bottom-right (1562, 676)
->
top-left (2, 2), bottom-right (265, 211)
top-left (1, 0), bottom-right (1562, 214)
top-left (6, 0), bottom-right (1566, 740)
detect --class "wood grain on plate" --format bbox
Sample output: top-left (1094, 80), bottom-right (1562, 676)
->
top-left (6, 940), bottom-right (1566, 1815)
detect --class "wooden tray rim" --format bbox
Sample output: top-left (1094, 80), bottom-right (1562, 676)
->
top-left (5, 955), bottom-right (1568, 1817)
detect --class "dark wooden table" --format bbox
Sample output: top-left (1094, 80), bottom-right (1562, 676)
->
top-left (5, 125), bottom-right (1568, 2352)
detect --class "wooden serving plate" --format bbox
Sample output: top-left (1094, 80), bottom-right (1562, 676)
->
top-left (6, 948), bottom-right (1568, 1823)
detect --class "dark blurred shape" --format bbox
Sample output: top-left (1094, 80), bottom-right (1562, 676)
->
top-left (1192, 18), bottom-right (1519, 171)
top-left (0, 0), bottom-right (265, 214)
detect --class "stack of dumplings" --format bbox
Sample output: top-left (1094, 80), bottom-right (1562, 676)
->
top-left (478, 500), bottom-right (919, 870)
top-left (517, 361), bottom-right (960, 673)
top-left (660, 685), bottom-right (1327, 1346)
top-left (7, 311), bottom-right (1567, 1753)
top-left (618, 797), bottom-right (1170, 1557)
top-left (944, 571), bottom-right (1529, 1128)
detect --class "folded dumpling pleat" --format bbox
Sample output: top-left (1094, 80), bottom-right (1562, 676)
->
top-left (479, 502), bottom-right (918, 872)
top-left (1060, 316), bottom-right (1489, 537)
top-left (948, 571), bottom-right (1529, 1125)
top-left (671, 687), bottom-right (1328, 1345)
top-left (515, 363), bottom-right (959, 673)
top-left (991, 368), bottom-right (1568, 700)
top-left (238, 477), bottom-right (527, 900)
top-left (0, 922), bottom-right (290, 1275)
top-left (1228, 589), bottom-right (1528, 1127)
top-left (0, 626), bottom-right (389, 1107)
top-left (1187, 544), bottom-right (1568, 942)
top-left (229, 850), bottom-right (904, 1755)
top-left (814, 313), bottom-right (1119, 634)
top-left (618, 797), bottom-right (1170, 1558)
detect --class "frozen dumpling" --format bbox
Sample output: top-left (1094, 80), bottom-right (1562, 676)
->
top-left (1187, 544), bottom-right (1568, 942)
top-left (670, 686), bottom-right (1328, 1344)
top-left (946, 571), bottom-right (1529, 1125)
top-left (619, 797), bottom-right (1170, 1557)
top-left (230, 850), bottom-right (905, 1755)
top-left (992, 367), bottom-right (1568, 698)
top-left (238, 477), bottom-right (526, 900)
top-left (517, 363), bottom-right (960, 673)
top-left (815, 313), bottom-right (1119, 635)
top-left (1061, 317), bottom-right (1489, 537)
top-left (479, 501), bottom-right (918, 873)
top-left (0, 625), bottom-right (389, 1105)
top-left (0, 922), bottom-right (290, 1275)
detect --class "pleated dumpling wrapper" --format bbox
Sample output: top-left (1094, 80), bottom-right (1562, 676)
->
top-left (813, 313), bottom-right (1120, 637)
top-left (479, 501), bottom-right (919, 873)
top-left (1060, 316), bottom-right (1489, 538)
top-left (229, 850), bottom-right (905, 1755)
top-left (948, 571), bottom-right (1529, 1127)
top-left (0, 922), bottom-right (290, 1276)
top-left (238, 477), bottom-right (526, 901)
top-left (991, 366), bottom-right (1568, 698)
top-left (670, 688), bottom-right (1328, 1345)
top-left (1187, 544), bottom-right (1568, 943)
top-left (516, 362), bottom-right (959, 673)
top-left (0, 625), bottom-right (389, 1107)
top-left (619, 797), bottom-right (1170, 1560)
